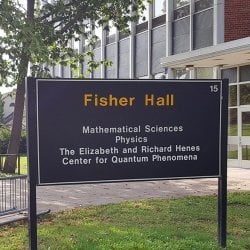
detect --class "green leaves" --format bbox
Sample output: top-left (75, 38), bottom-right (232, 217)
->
top-left (0, 0), bottom-right (148, 85)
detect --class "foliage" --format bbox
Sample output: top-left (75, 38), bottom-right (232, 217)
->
top-left (0, 0), bottom-right (148, 84)
top-left (0, 125), bottom-right (10, 153)
top-left (0, 126), bottom-right (26, 153)
top-left (175, 0), bottom-right (190, 8)
top-left (1, 0), bottom-right (149, 173)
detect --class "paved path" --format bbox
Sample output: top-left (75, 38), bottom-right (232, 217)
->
top-left (36, 167), bottom-right (250, 213)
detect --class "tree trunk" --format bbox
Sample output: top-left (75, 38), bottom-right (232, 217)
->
top-left (3, 81), bottom-right (25, 173)
top-left (3, 0), bottom-right (34, 174)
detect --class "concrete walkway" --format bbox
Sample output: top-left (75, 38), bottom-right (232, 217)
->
top-left (36, 167), bottom-right (250, 213)
top-left (0, 167), bottom-right (249, 225)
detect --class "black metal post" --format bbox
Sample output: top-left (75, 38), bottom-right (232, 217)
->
top-left (28, 175), bottom-right (37, 250)
top-left (218, 79), bottom-right (228, 248)
top-left (218, 175), bottom-right (227, 248)
top-left (26, 77), bottom-right (38, 250)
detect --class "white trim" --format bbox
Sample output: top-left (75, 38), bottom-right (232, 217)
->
top-left (190, 0), bottom-right (194, 51)
top-left (161, 37), bottom-right (250, 68)
top-left (129, 21), bottom-right (136, 78)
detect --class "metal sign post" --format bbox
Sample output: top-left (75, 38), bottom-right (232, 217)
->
top-left (26, 77), bottom-right (38, 250)
top-left (218, 84), bottom-right (228, 248)
top-left (28, 178), bottom-right (37, 250)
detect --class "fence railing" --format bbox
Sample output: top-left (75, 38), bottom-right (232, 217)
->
top-left (0, 175), bottom-right (28, 216)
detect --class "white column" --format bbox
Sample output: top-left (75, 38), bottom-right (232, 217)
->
top-left (129, 21), bottom-right (136, 79)
top-left (213, 66), bottom-right (222, 78)
top-left (190, 0), bottom-right (194, 51)
top-left (101, 27), bottom-right (106, 78)
top-left (213, 0), bottom-right (224, 45)
top-left (115, 29), bottom-right (119, 78)
top-left (148, 2), bottom-right (153, 78)
top-left (165, 0), bottom-right (173, 79)
top-left (166, 0), bottom-right (173, 57)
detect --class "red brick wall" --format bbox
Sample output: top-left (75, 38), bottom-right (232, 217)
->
top-left (224, 0), bottom-right (250, 41)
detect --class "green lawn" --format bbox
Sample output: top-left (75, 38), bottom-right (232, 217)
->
top-left (242, 124), bottom-right (250, 136)
top-left (0, 192), bottom-right (249, 250)
top-left (228, 147), bottom-right (250, 160)
top-left (228, 124), bottom-right (250, 136)
top-left (18, 156), bottom-right (27, 175)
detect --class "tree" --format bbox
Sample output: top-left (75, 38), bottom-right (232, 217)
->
top-left (0, 0), bottom-right (148, 173)
top-left (0, 92), bottom-right (4, 124)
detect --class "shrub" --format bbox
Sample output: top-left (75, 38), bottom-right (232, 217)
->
top-left (0, 126), bottom-right (26, 154)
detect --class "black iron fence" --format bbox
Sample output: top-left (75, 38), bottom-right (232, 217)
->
top-left (0, 154), bottom-right (28, 216)
top-left (0, 174), bottom-right (28, 216)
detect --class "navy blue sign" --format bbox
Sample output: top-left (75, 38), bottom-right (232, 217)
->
top-left (26, 79), bottom-right (228, 185)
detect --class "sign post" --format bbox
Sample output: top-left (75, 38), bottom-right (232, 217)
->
top-left (218, 82), bottom-right (228, 248)
top-left (26, 78), bottom-right (228, 249)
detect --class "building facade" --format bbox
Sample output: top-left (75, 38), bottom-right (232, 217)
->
top-left (51, 0), bottom-right (250, 168)
top-left (1, 92), bottom-right (15, 126)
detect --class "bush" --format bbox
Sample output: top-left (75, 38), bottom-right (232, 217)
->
top-left (0, 126), bottom-right (10, 153)
top-left (0, 126), bottom-right (26, 154)
top-left (19, 130), bottom-right (27, 154)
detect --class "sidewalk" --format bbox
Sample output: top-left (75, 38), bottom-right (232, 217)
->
top-left (0, 167), bottom-right (249, 225)
top-left (36, 167), bottom-right (250, 213)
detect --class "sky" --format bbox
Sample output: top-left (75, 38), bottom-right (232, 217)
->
top-left (0, 85), bottom-right (15, 94)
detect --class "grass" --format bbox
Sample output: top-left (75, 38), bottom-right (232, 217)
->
top-left (0, 192), bottom-right (249, 250)
top-left (242, 124), bottom-right (250, 136)
top-left (18, 156), bottom-right (27, 175)
top-left (228, 147), bottom-right (250, 160)
top-left (228, 124), bottom-right (250, 136)
top-left (228, 150), bottom-right (238, 159)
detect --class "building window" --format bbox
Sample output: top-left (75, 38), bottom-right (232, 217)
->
top-left (106, 23), bottom-right (116, 44)
top-left (136, 21), bottom-right (148, 33)
top-left (242, 111), bottom-right (250, 136)
top-left (228, 108), bottom-right (238, 136)
top-left (94, 22), bottom-right (102, 40)
top-left (153, 0), bottom-right (166, 17)
top-left (240, 83), bottom-right (250, 105)
top-left (194, 0), bottom-right (213, 13)
top-left (221, 68), bottom-right (237, 83)
top-left (119, 31), bottom-right (130, 40)
top-left (138, 3), bottom-right (149, 24)
top-left (229, 85), bottom-right (237, 107)
top-left (174, 68), bottom-right (188, 79)
top-left (173, 0), bottom-right (190, 20)
top-left (228, 144), bottom-right (238, 159)
top-left (153, 72), bottom-right (166, 79)
top-left (239, 65), bottom-right (250, 82)
top-left (242, 145), bottom-right (250, 160)
top-left (174, 0), bottom-right (190, 8)
top-left (82, 20), bottom-right (92, 47)
top-left (196, 67), bottom-right (213, 79)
